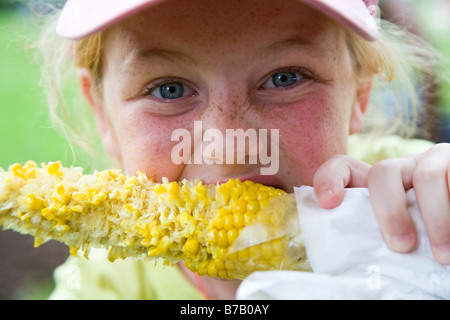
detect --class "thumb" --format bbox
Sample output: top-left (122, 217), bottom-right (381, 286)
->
top-left (313, 155), bottom-right (371, 209)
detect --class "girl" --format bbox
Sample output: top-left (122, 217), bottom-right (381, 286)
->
top-left (39, 0), bottom-right (449, 299)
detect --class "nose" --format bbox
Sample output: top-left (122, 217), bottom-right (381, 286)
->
top-left (203, 80), bottom-right (253, 128)
top-left (199, 84), bottom-right (259, 166)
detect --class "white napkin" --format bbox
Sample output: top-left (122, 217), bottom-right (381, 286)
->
top-left (236, 186), bottom-right (450, 300)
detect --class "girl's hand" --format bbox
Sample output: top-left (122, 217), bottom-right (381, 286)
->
top-left (313, 143), bottom-right (450, 265)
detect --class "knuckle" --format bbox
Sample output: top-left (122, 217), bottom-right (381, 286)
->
top-left (412, 143), bottom-right (450, 184)
top-left (425, 143), bottom-right (450, 159)
top-left (430, 143), bottom-right (450, 153)
top-left (369, 158), bottom-right (401, 178)
top-left (413, 162), bottom-right (442, 184)
top-left (373, 158), bottom-right (401, 170)
top-left (318, 154), bottom-right (350, 174)
top-left (327, 154), bottom-right (350, 166)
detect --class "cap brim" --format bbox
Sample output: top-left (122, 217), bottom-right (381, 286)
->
top-left (301, 0), bottom-right (379, 41)
top-left (56, 0), bottom-right (165, 40)
top-left (56, 0), bottom-right (378, 41)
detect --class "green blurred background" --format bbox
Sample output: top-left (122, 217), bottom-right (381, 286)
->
top-left (0, 0), bottom-right (85, 300)
top-left (0, 0), bottom-right (450, 300)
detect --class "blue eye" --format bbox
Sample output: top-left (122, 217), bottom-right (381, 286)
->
top-left (151, 82), bottom-right (195, 100)
top-left (262, 70), bottom-right (305, 89)
top-left (156, 82), bottom-right (184, 99)
top-left (271, 72), bottom-right (298, 87)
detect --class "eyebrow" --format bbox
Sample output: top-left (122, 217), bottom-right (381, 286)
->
top-left (260, 38), bottom-right (319, 58)
top-left (122, 47), bottom-right (197, 70)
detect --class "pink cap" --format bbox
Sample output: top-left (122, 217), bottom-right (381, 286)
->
top-left (56, 0), bottom-right (379, 41)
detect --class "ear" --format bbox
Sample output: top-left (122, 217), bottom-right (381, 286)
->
top-left (349, 78), bottom-right (372, 134)
top-left (78, 68), bottom-right (122, 160)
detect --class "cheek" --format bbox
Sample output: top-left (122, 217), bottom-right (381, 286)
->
top-left (271, 93), bottom-right (352, 184)
top-left (113, 111), bottom-right (188, 180)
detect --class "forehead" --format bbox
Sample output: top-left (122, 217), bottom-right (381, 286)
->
top-left (106, 0), bottom-right (344, 59)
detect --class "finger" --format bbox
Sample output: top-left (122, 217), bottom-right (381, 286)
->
top-left (368, 157), bottom-right (418, 253)
top-left (313, 155), bottom-right (371, 209)
top-left (413, 145), bottom-right (450, 264)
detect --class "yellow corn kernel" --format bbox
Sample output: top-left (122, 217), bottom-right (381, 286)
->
top-left (231, 199), bottom-right (247, 214)
top-left (269, 188), bottom-right (285, 198)
top-left (153, 184), bottom-right (167, 195)
top-left (256, 212), bottom-right (271, 225)
top-left (91, 192), bottom-right (106, 205)
top-left (271, 237), bottom-right (285, 253)
top-left (184, 238), bottom-right (200, 255)
top-left (231, 182), bottom-right (246, 199)
top-left (69, 246), bottom-right (79, 257)
top-left (218, 269), bottom-right (228, 279)
top-left (217, 229), bottom-right (228, 247)
top-left (261, 241), bottom-right (273, 260)
top-left (178, 211), bottom-right (192, 226)
top-left (256, 189), bottom-right (268, 200)
top-left (148, 236), bottom-right (171, 257)
top-left (47, 162), bottom-right (63, 178)
top-left (227, 251), bottom-right (239, 261)
top-left (18, 212), bottom-right (31, 221)
top-left (56, 184), bottom-right (65, 196)
top-left (233, 212), bottom-right (245, 229)
top-left (209, 259), bottom-right (226, 277)
top-left (123, 204), bottom-right (133, 213)
top-left (168, 181), bottom-right (180, 196)
top-left (227, 228), bottom-right (239, 244)
top-left (41, 207), bottom-right (56, 220)
top-left (207, 229), bottom-right (218, 244)
top-left (246, 200), bottom-right (260, 213)
top-left (237, 248), bottom-right (249, 260)
top-left (196, 261), bottom-right (209, 276)
top-left (216, 247), bottom-right (228, 260)
top-left (23, 161), bottom-right (37, 179)
top-left (242, 190), bottom-right (257, 201)
top-left (34, 238), bottom-right (43, 248)
top-left (213, 215), bottom-right (225, 229)
top-left (224, 214), bottom-right (234, 230)
top-left (216, 208), bottom-right (229, 218)
top-left (70, 205), bottom-right (84, 213)
top-left (207, 261), bottom-right (218, 277)
top-left (259, 185), bottom-right (273, 192)
top-left (224, 260), bottom-right (235, 272)
top-left (248, 244), bottom-right (260, 258)
top-left (10, 164), bottom-right (26, 180)
top-left (259, 198), bottom-right (270, 208)
top-left (54, 224), bottom-right (70, 232)
top-left (244, 211), bottom-right (255, 225)
top-left (24, 194), bottom-right (48, 210)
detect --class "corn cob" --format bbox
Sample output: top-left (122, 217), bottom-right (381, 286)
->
top-left (0, 161), bottom-right (309, 280)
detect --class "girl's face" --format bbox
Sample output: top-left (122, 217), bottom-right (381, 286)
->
top-left (87, 0), bottom-right (368, 192)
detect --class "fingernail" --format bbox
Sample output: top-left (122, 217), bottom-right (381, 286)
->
top-left (390, 234), bottom-right (414, 252)
top-left (319, 188), bottom-right (333, 200)
top-left (434, 244), bottom-right (450, 264)
top-left (317, 188), bottom-right (335, 208)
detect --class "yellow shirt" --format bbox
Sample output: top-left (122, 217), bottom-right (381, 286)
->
top-left (50, 249), bottom-right (204, 300)
top-left (49, 135), bottom-right (434, 300)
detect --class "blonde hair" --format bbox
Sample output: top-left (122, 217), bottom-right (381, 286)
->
top-left (36, 12), bottom-right (111, 169)
top-left (346, 20), bottom-right (442, 139)
top-left (36, 9), bottom-right (443, 168)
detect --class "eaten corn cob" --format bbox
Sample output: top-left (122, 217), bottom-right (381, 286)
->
top-left (0, 161), bottom-right (309, 280)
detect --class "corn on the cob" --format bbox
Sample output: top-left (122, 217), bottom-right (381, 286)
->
top-left (0, 161), bottom-right (309, 280)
